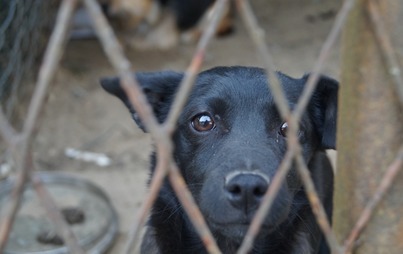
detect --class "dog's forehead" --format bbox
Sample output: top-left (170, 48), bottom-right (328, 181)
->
top-left (194, 67), bottom-right (269, 102)
top-left (190, 67), bottom-right (303, 107)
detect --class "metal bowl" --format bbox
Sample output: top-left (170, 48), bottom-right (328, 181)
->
top-left (0, 172), bottom-right (118, 254)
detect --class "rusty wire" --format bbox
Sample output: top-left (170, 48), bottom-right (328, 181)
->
top-left (31, 162), bottom-right (85, 254)
top-left (0, 0), bottom-right (402, 253)
top-left (81, 2), bottom-right (173, 252)
top-left (0, 148), bottom-right (30, 254)
top-left (293, 0), bottom-right (355, 123)
top-left (236, 148), bottom-right (296, 254)
top-left (124, 0), bottom-right (230, 251)
top-left (341, 0), bottom-right (403, 252)
top-left (235, 0), bottom-right (291, 120)
top-left (83, 0), bottom-right (228, 252)
top-left (343, 146), bottom-right (403, 253)
top-left (235, 0), bottom-right (357, 252)
top-left (164, 0), bottom-right (230, 134)
top-left (0, 0), bottom-right (82, 253)
top-left (294, 154), bottom-right (342, 254)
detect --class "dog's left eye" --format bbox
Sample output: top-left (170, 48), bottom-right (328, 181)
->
top-left (191, 113), bottom-right (215, 132)
top-left (279, 122), bottom-right (304, 138)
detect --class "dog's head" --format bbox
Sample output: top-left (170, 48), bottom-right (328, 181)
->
top-left (101, 66), bottom-right (338, 241)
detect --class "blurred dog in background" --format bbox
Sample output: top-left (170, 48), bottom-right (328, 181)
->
top-left (71, 0), bottom-right (233, 50)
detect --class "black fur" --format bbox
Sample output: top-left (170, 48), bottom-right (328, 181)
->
top-left (100, 66), bottom-right (338, 254)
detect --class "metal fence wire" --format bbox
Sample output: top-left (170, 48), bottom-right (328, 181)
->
top-left (0, 0), bottom-right (59, 127)
top-left (0, 0), bottom-right (402, 254)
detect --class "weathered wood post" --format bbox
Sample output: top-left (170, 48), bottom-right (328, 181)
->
top-left (334, 0), bottom-right (403, 253)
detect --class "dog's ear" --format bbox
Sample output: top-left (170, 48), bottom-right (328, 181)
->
top-left (306, 74), bottom-right (339, 150)
top-left (100, 71), bottom-right (184, 132)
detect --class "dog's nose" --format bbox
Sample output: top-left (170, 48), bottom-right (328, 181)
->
top-left (224, 172), bottom-right (269, 212)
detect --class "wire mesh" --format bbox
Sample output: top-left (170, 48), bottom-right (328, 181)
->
top-left (0, 0), bottom-right (402, 253)
top-left (0, 0), bottom-right (59, 126)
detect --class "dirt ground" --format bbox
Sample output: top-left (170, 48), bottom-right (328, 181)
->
top-left (33, 0), bottom-right (340, 252)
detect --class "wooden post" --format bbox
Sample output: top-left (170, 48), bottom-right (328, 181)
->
top-left (334, 0), bottom-right (403, 253)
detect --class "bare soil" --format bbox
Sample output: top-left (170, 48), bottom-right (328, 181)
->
top-left (33, 0), bottom-right (340, 252)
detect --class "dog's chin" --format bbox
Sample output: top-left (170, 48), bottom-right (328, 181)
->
top-left (209, 221), bottom-right (275, 243)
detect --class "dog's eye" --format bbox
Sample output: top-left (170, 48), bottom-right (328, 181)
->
top-left (279, 122), bottom-right (288, 137)
top-left (191, 113), bottom-right (215, 132)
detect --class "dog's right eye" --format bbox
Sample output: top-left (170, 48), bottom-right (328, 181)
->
top-left (279, 122), bottom-right (288, 137)
top-left (191, 113), bottom-right (215, 132)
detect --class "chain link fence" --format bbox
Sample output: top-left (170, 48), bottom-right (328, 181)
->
top-left (0, 0), bottom-right (402, 253)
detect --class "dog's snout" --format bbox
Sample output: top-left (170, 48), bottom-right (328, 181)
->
top-left (224, 172), bottom-right (269, 212)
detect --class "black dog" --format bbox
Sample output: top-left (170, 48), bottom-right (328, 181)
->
top-left (100, 66), bottom-right (338, 254)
